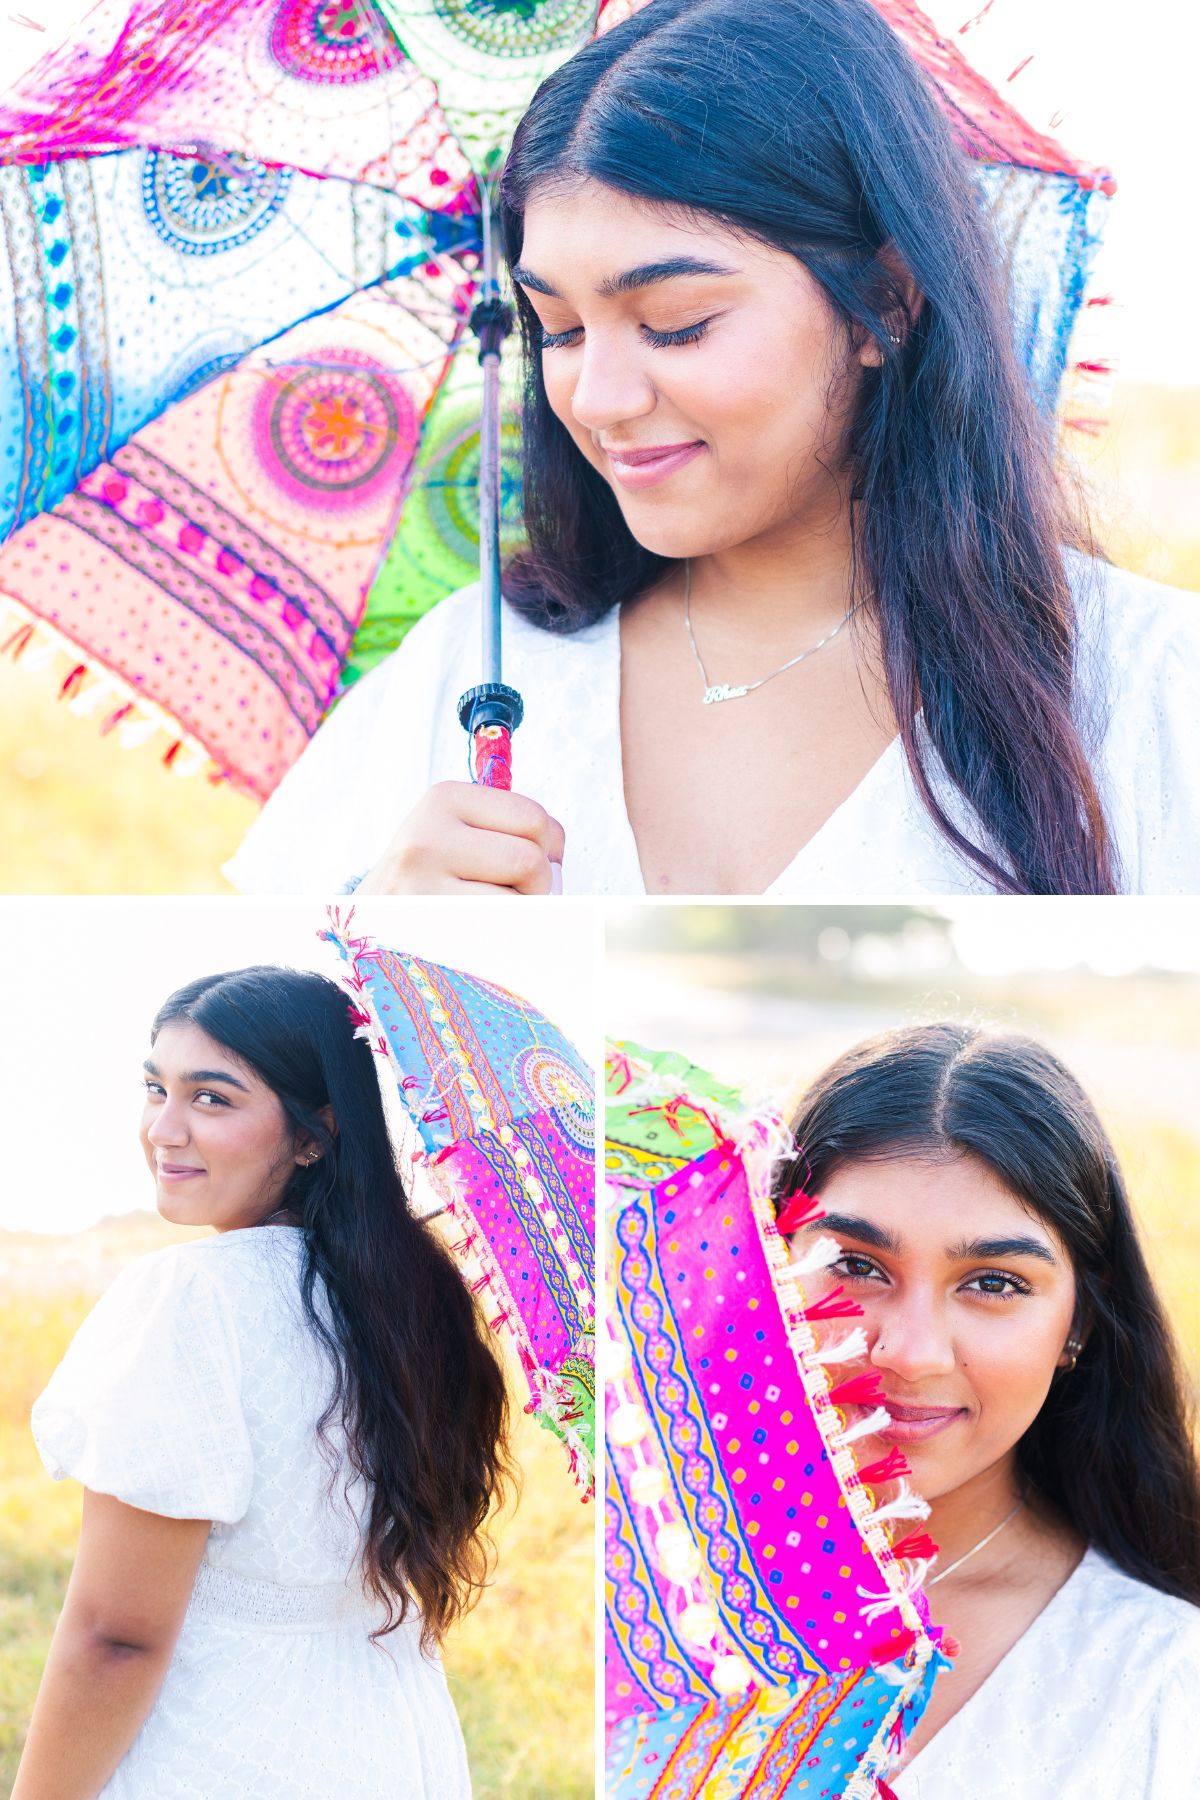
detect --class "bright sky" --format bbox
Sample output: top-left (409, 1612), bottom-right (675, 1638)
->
top-left (0, 898), bottom-right (600, 1235)
top-left (2, 1), bottom-right (1195, 386)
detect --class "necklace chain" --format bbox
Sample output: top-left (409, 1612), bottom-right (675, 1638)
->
top-left (926, 1499), bottom-right (1025, 1587)
top-left (682, 560), bottom-right (862, 705)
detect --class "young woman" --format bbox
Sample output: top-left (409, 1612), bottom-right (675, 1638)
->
top-left (772, 1023), bottom-right (1200, 1796)
top-left (14, 967), bottom-right (509, 1800)
top-left (229, 0), bottom-right (1200, 899)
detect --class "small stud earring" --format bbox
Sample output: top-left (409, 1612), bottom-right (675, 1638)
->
top-left (1063, 1337), bottom-right (1082, 1372)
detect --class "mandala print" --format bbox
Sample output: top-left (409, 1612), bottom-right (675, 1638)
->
top-left (432, 0), bottom-right (596, 58)
top-left (420, 404), bottom-right (524, 565)
top-left (514, 1046), bottom-right (595, 1152)
top-left (269, 0), bottom-right (404, 83)
top-left (251, 351), bottom-right (418, 510)
top-left (141, 150), bottom-right (292, 255)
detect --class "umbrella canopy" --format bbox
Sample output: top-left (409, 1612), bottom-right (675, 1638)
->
top-left (604, 1041), bottom-right (953, 1800)
top-left (0, 0), bottom-right (1112, 804)
top-left (322, 907), bottom-right (596, 1496)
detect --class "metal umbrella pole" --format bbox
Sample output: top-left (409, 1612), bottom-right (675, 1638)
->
top-left (457, 173), bottom-right (524, 789)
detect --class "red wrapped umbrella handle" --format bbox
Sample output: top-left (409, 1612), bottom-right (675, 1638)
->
top-left (458, 682), bottom-right (524, 791)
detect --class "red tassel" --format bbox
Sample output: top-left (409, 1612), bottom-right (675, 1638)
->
top-left (3, 622), bottom-right (34, 659)
top-left (100, 702), bottom-right (133, 735)
top-left (162, 740), bottom-right (182, 768)
top-left (866, 1625), bottom-right (918, 1666)
top-left (803, 1285), bottom-right (864, 1322)
top-left (877, 1782), bottom-right (901, 1800)
top-left (775, 1190), bottom-right (824, 1234)
top-left (828, 1370), bottom-right (885, 1409)
top-left (888, 1531), bottom-right (939, 1563)
top-left (58, 663), bottom-right (87, 699)
top-left (857, 1447), bottom-right (912, 1486)
top-left (940, 1633), bottom-right (962, 1660)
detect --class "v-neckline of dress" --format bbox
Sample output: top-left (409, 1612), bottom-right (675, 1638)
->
top-left (603, 602), bottom-right (906, 896)
top-left (897, 1545), bottom-right (1096, 1782)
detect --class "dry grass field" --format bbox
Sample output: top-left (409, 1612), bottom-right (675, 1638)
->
top-left (0, 1219), bottom-right (594, 1800)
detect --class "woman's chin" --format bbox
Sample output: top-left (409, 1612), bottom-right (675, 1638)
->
top-left (155, 1187), bottom-right (208, 1228)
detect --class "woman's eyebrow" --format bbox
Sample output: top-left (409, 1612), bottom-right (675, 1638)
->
top-left (804, 1215), bottom-right (1057, 1268)
top-left (142, 1058), bottom-right (249, 1092)
top-left (510, 255), bottom-right (741, 300)
top-left (949, 1234), bottom-right (1058, 1266)
top-left (810, 1212), bottom-right (901, 1253)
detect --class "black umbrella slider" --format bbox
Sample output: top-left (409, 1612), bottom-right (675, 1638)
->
top-left (469, 296), bottom-right (514, 361)
top-left (457, 682), bottom-right (524, 735)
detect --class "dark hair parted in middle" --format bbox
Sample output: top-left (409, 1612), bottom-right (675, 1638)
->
top-left (500, 0), bottom-right (1116, 895)
top-left (152, 966), bottom-right (511, 1649)
top-left (773, 1023), bottom-right (1200, 1605)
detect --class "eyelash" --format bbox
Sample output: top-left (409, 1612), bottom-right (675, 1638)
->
top-left (142, 1081), bottom-right (229, 1108)
top-left (540, 319), bottom-right (712, 351)
top-left (832, 1252), bottom-right (1034, 1302)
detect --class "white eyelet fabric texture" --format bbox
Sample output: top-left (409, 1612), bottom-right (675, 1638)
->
top-left (32, 1227), bottom-right (470, 1799)
top-left (893, 1546), bottom-right (1200, 1799)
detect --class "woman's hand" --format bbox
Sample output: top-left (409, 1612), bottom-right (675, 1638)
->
top-left (13, 1492), bottom-right (210, 1799)
top-left (357, 781), bottom-right (566, 894)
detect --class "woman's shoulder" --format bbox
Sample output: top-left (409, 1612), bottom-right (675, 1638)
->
top-left (1057, 1547), bottom-right (1200, 1686)
top-left (1067, 549), bottom-right (1200, 672)
top-left (1065, 552), bottom-right (1200, 891)
top-left (366, 579), bottom-right (617, 694)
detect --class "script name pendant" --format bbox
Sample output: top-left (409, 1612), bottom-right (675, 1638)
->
top-left (703, 683), bottom-right (750, 705)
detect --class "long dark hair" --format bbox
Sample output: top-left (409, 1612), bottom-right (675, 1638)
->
top-left (152, 967), bottom-right (511, 1647)
top-left (499, 0), bottom-right (1116, 895)
top-left (773, 1023), bottom-right (1200, 1604)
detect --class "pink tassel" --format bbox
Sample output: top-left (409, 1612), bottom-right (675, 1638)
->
top-left (888, 1709), bottom-right (908, 1753)
top-left (867, 1625), bottom-right (918, 1665)
top-left (58, 663), bottom-right (87, 699)
top-left (877, 1779), bottom-right (901, 1800)
top-left (857, 1447), bottom-right (911, 1486)
top-left (803, 1285), bottom-right (864, 1323)
top-left (1007, 53), bottom-right (1033, 81)
top-left (468, 1272), bottom-right (493, 1294)
top-left (941, 1633), bottom-right (962, 1660)
top-left (828, 1370), bottom-right (885, 1408)
top-left (162, 740), bottom-right (182, 768)
top-left (888, 1531), bottom-right (939, 1563)
top-left (775, 1190), bottom-right (824, 1234)
top-left (957, 2), bottom-right (995, 33)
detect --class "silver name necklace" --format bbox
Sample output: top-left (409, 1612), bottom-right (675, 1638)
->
top-left (926, 1499), bottom-right (1025, 1588)
top-left (682, 559), bottom-right (862, 705)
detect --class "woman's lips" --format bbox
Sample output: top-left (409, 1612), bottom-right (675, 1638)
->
top-left (604, 440), bottom-right (705, 489)
top-left (878, 1401), bottom-right (967, 1445)
top-left (157, 1163), bottom-right (205, 1182)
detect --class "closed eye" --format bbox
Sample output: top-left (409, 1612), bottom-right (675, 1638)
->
top-left (141, 1080), bottom-right (229, 1108)
top-left (539, 318), bottom-right (714, 351)
top-left (830, 1252), bottom-right (1033, 1302)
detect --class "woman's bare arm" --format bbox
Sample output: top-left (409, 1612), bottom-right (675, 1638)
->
top-left (12, 1491), bottom-right (211, 1800)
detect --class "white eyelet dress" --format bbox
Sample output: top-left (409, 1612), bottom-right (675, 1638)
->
top-left (31, 1226), bottom-right (471, 1799)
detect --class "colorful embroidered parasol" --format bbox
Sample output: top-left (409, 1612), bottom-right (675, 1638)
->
top-left (604, 1041), bottom-right (954, 1800)
top-left (321, 906), bottom-right (596, 1496)
top-left (0, 0), bottom-right (1112, 806)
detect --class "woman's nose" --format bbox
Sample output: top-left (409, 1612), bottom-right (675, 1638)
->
top-left (146, 1100), bottom-right (189, 1147)
top-left (569, 336), bottom-right (656, 435)
top-left (867, 1292), bottom-right (957, 1383)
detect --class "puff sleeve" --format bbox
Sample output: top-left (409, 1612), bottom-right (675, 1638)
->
top-left (31, 1247), bottom-right (253, 1522)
